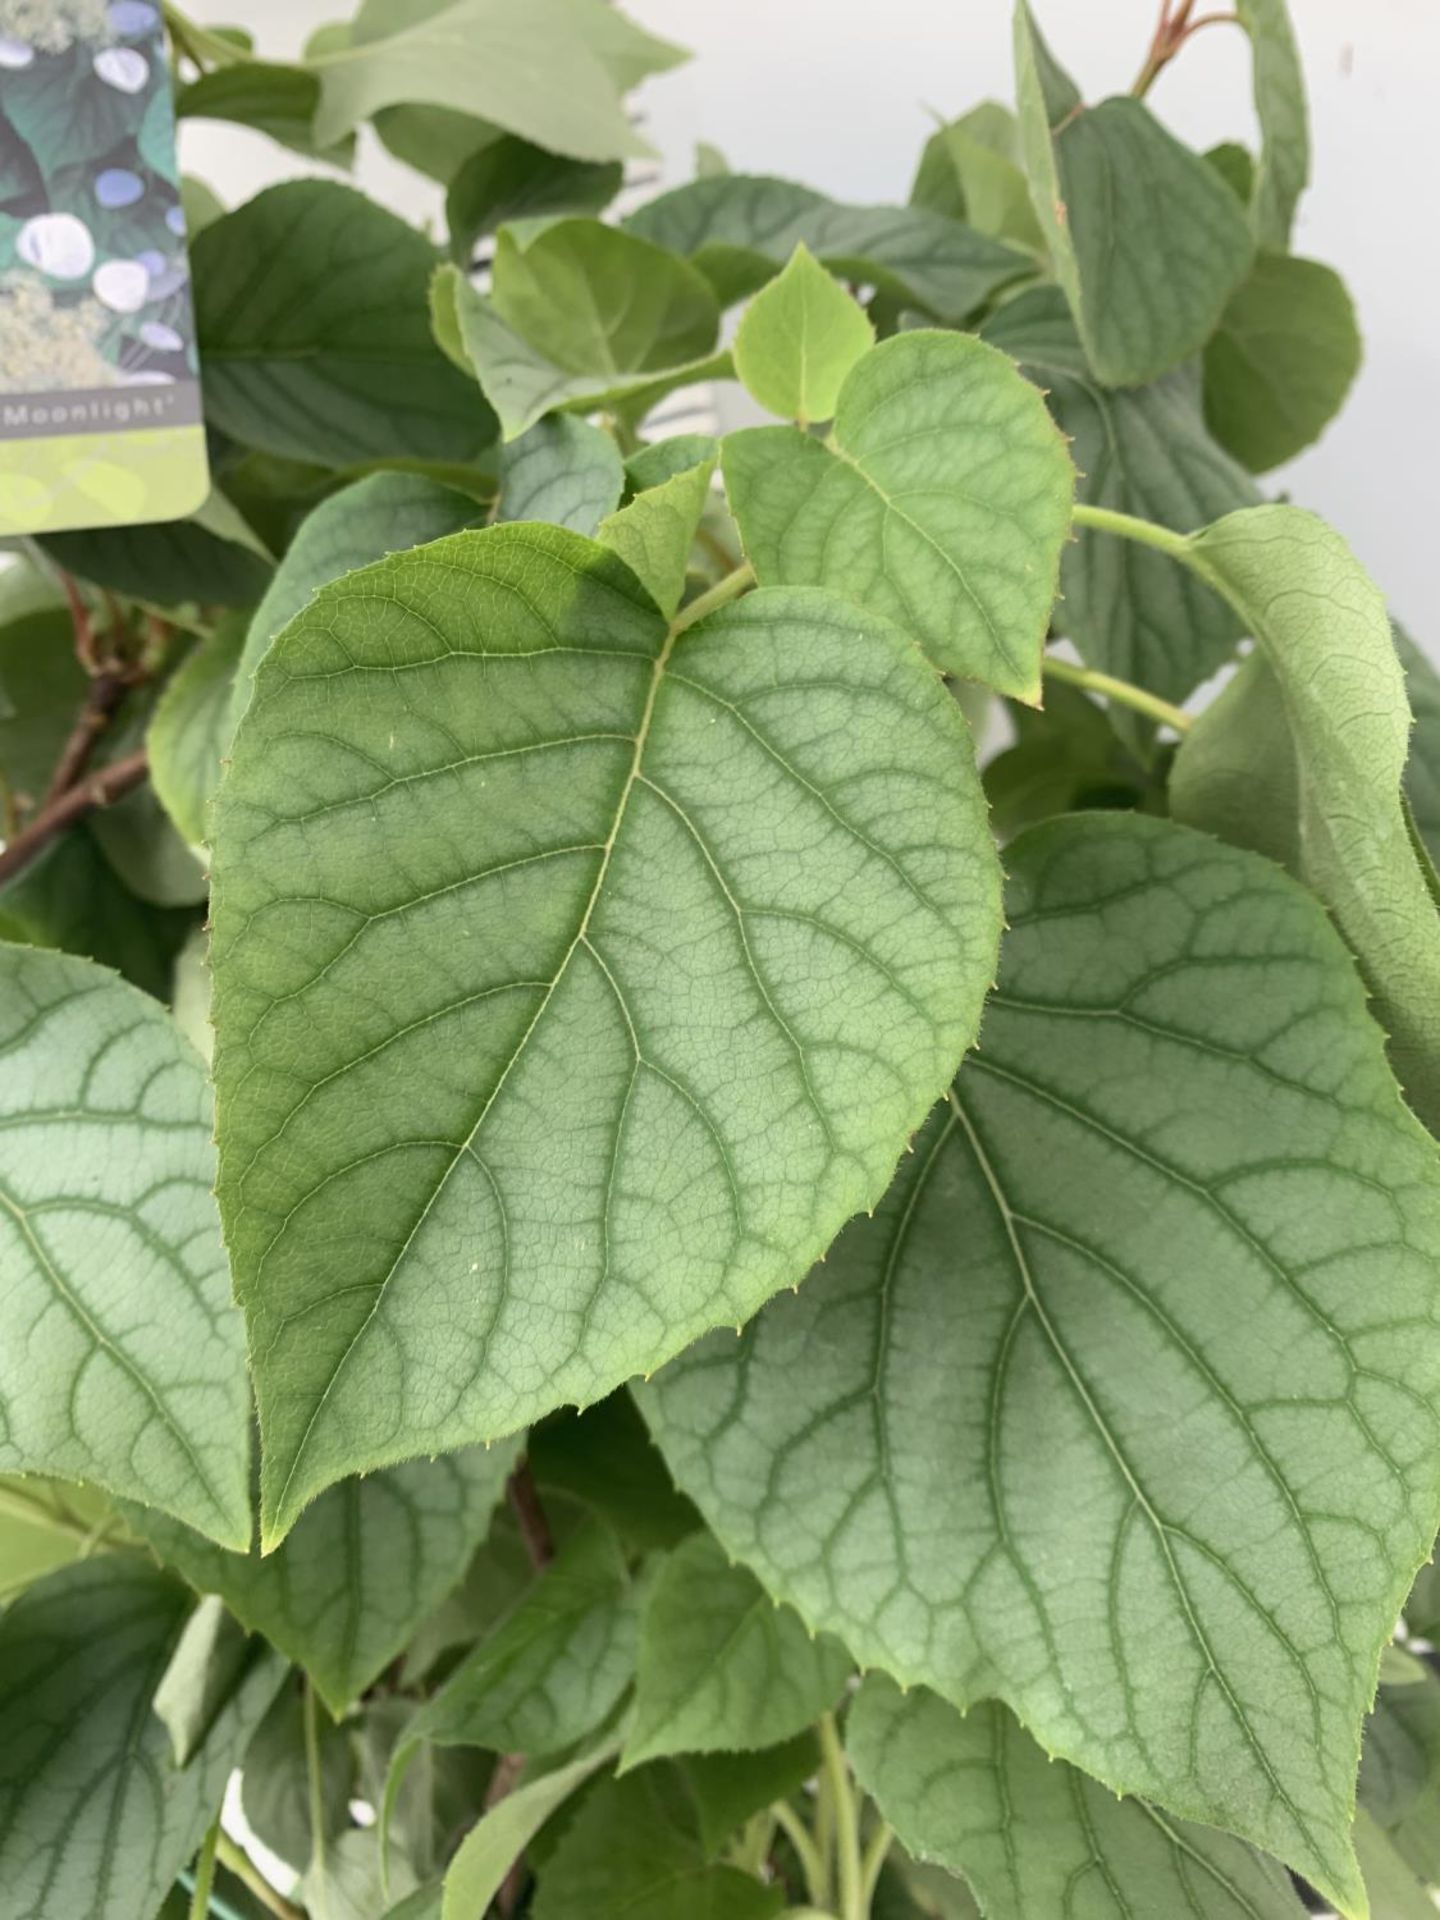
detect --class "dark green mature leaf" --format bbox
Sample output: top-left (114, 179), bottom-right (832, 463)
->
top-left (0, 1558), bottom-right (283, 1920)
top-left (211, 524), bottom-right (1000, 1539)
top-left (194, 182), bottom-right (497, 466)
top-left (131, 1443), bottom-right (517, 1715)
top-left (497, 416), bottom-right (626, 536)
top-left (1361, 1664), bottom-right (1440, 1832)
top-left (643, 813), bottom-right (1440, 1915)
top-left (308, 0), bottom-right (685, 160)
top-left (0, 945), bottom-right (250, 1544)
top-left (40, 497), bottom-right (273, 608)
top-left (408, 1519), bottom-right (637, 1758)
top-left (149, 618), bottom-right (246, 849)
top-left (599, 455), bottom-right (715, 619)
top-left (1236, 0), bottom-right (1309, 249)
top-left (626, 173), bottom-right (1031, 320)
top-left (623, 1530), bottom-right (849, 1768)
top-left (232, 472), bottom-right (483, 740)
top-left (531, 1770), bottom-right (784, 1920)
top-left (242, 1676), bottom-right (355, 1875)
top-left (1014, 5), bottom-right (1253, 387)
top-left (1174, 506), bottom-right (1440, 1132)
top-left (0, 604), bottom-right (83, 805)
top-left (984, 287), bottom-right (1258, 706)
top-left (446, 135), bottom-right (622, 262)
top-left (1204, 253), bottom-right (1361, 472)
top-left (177, 61), bottom-right (354, 164)
top-left (680, 1736), bottom-right (819, 1857)
top-left (723, 330), bottom-right (1074, 698)
top-left (1398, 627), bottom-right (1440, 869)
top-left (982, 680), bottom-right (1159, 841)
top-left (911, 104), bottom-right (1044, 255)
top-left (850, 1677), bottom-right (1307, 1920)
top-left (1170, 652), bottom-right (1300, 870)
top-left (90, 696), bottom-right (209, 910)
top-left (529, 1393), bottom-right (700, 1552)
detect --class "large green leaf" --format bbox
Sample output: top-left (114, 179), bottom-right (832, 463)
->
top-left (623, 1529), bottom-right (849, 1769)
top-left (0, 603), bottom-right (84, 805)
top-left (308, 0), bottom-right (684, 160)
top-left (0, 1557), bottom-right (283, 1920)
top-left (193, 182), bottom-right (497, 466)
top-left (177, 61), bottom-right (354, 165)
top-left (232, 472), bottom-right (483, 740)
top-left (1171, 506), bottom-right (1440, 1131)
top-left (211, 524), bottom-right (1000, 1540)
top-left (722, 331), bottom-right (1074, 699)
top-left (0, 945), bottom-right (250, 1545)
top-left (39, 494), bottom-right (273, 608)
top-left (625, 173), bottom-right (1031, 320)
top-left (909, 102), bottom-right (1044, 254)
top-left (445, 134), bottom-right (622, 263)
top-left (149, 618), bottom-right (246, 850)
top-left (131, 1443), bottom-right (517, 1716)
top-left (1014, 5), bottom-right (1253, 386)
top-left (849, 1677), bottom-right (1307, 1920)
top-left (497, 416), bottom-right (626, 536)
top-left (1204, 253), bottom-right (1361, 473)
top-left (1360, 1664), bottom-right (1440, 1832)
top-left (407, 1518), bottom-right (637, 1759)
top-left (984, 287), bottom-right (1257, 706)
top-left (679, 1736), bottom-right (819, 1858)
top-left (642, 813), bottom-right (1440, 1915)
top-left (598, 455), bottom-right (716, 620)
top-left (1398, 626), bottom-right (1440, 868)
top-left (528, 1392), bottom-right (700, 1553)
top-left (1236, 0), bottom-right (1309, 249)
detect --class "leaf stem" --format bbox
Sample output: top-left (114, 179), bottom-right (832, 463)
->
top-left (1043, 655), bottom-right (1192, 734)
top-left (819, 1712), bottom-right (863, 1920)
top-left (303, 1678), bottom-right (329, 1920)
top-left (214, 1834), bottom-right (303, 1920)
top-left (772, 1799), bottom-right (828, 1909)
top-left (671, 561), bottom-right (755, 635)
top-left (189, 1818), bottom-right (221, 1920)
top-left (1071, 500), bottom-right (1191, 559)
top-left (858, 1819), bottom-right (895, 1912)
top-left (506, 1457), bottom-right (555, 1571)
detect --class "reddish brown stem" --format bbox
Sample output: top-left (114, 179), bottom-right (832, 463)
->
top-left (0, 749), bottom-right (148, 887)
top-left (42, 671), bottom-right (134, 805)
top-left (1132, 0), bottom-right (1236, 95)
top-left (506, 1458), bottom-right (555, 1571)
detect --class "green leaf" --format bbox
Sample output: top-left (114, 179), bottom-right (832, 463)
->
top-left (679, 1736), bottom-right (819, 1858)
top-left (1173, 506), bottom-right (1440, 1132)
top-left (177, 61), bottom-right (355, 165)
top-left (0, 944), bottom-right (250, 1545)
top-left (232, 472), bottom-right (483, 741)
top-left (1398, 626), bottom-right (1440, 870)
top-left (308, 0), bottom-right (685, 160)
top-left (498, 416), bottom-right (626, 536)
top-left (151, 1593), bottom-right (257, 1766)
top-left (1014, 5), bottom-right (1253, 386)
top-left (1355, 1808), bottom-right (1438, 1920)
top-left (0, 1477), bottom-right (113, 1604)
top-left (910, 103), bottom-right (1044, 253)
top-left (722, 330), bottom-right (1074, 698)
top-left (530, 1392), bottom-right (700, 1552)
top-left (982, 680), bottom-right (1160, 842)
top-left (446, 134), bottom-right (622, 263)
top-left (407, 1518), bottom-right (637, 1758)
top-left (358, 1698), bottom-right (490, 1883)
top-left (149, 618), bottom-right (246, 850)
top-left (1235, 0), bottom-right (1309, 249)
top-left (642, 812), bottom-right (1440, 1915)
top-left (130, 1443), bottom-right (517, 1716)
top-left (89, 697), bottom-right (209, 909)
top-left (194, 182), bottom-right (497, 467)
top-left (598, 455), bottom-right (716, 618)
top-left (1207, 140), bottom-right (1257, 204)
top-left (241, 1675), bottom-right (355, 1875)
top-left (849, 1676), bottom-right (1308, 1920)
top-left (623, 1529), bottom-right (849, 1769)
top-left (531, 1769), bottom-right (784, 1920)
top-left (1361, 1665), bottom-right (1440, 1831)
top-left (440, 1733), bottom-right (622, 1920)
top-left (210, 523), bottom-right (1000, 1539)
top-left (627, 435), bottom-right (721, 492)
top-left (732, 244), bottom-right (874, 425)
top-left (0, 603), bottom-right (85, 805)
top-left (0, 1557), bottom-right (283, 1920)
top-left (39, 496), bottom-right (273, 608)
top-left (1170, 652), bottom-right (1300, 870)
top-left (1204, 252), bottom-right (1361, 472)
top-left (626, 173), bottom-right (1032, 321)
top-left (984, 286), bottom-right (1258, 706)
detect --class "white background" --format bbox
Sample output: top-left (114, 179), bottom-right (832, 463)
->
top-left (187, 0), bottom-right (1440, 641)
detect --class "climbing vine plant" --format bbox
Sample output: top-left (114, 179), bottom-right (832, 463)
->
top-left (0, 2), bottom-right (1437, 1917)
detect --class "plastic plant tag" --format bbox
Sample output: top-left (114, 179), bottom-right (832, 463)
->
top-left (0, 0), bottom-right (208, 535)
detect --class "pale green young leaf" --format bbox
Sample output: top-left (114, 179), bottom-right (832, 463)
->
top-left (984, 287), bottom-right (1257, 706)
top-left (598, 456), bottom-right (715, 618)
top-left (722, 330), bottom-right (1073, 699)
top-left (1014, 5), bottom-right (1253, 387)
top-left (151, 1594), bottom-right (256, 1766)
top-left (910, 103), bottom-right (1044, 253)
top-left (1235, 0), bottom-right (1309, 249)
top-left (130, 1442), bottom-right (517, 1717)
top-left (211, 524), bottom-right (999, 1540)
top-left (498, 416), bottom-right (626, 536)
top-left (1204, 253), bottom-right (1361, 472)
top-left (622, 1529), bottom-right (849, 1770)
top-left (732, 244), bottom-right (874, 425)
top-left (849, 1678), bottom-right (1308, 1920)
top-left (531, 1770), bottom-right (784, 1920)
top-left (308, 0), bottom-right (684, 160)
top-left (0, 946), bottom-right (250, 1546)
top-left (0, 1558), bottom-right (283, 1920)
top-left (1178, 506), bottom-right (1440, 1131)
top-left (642, 813), bottom-right (1440, 1915)
top-left (148, 617), bottom-right (246, 850)
top-left (446, 135), bottom-right (622, 263)
top-left (193, 182), bottom-right (497, 466)
top-left (232, 472), bottom-right (483, 741)
top-left (176, 60), bottom-right (354, 165)
top-left (626, 173), bottom-right (1031, 320)
top-left (440, 1734), bottom-right (622, 1920)
top-left (0, 1477), bottom-right (114, 1604)
top-left (408, 1518), bottom-right (636, 1759)
top-left (627, 435), bottom-right (720, 492)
